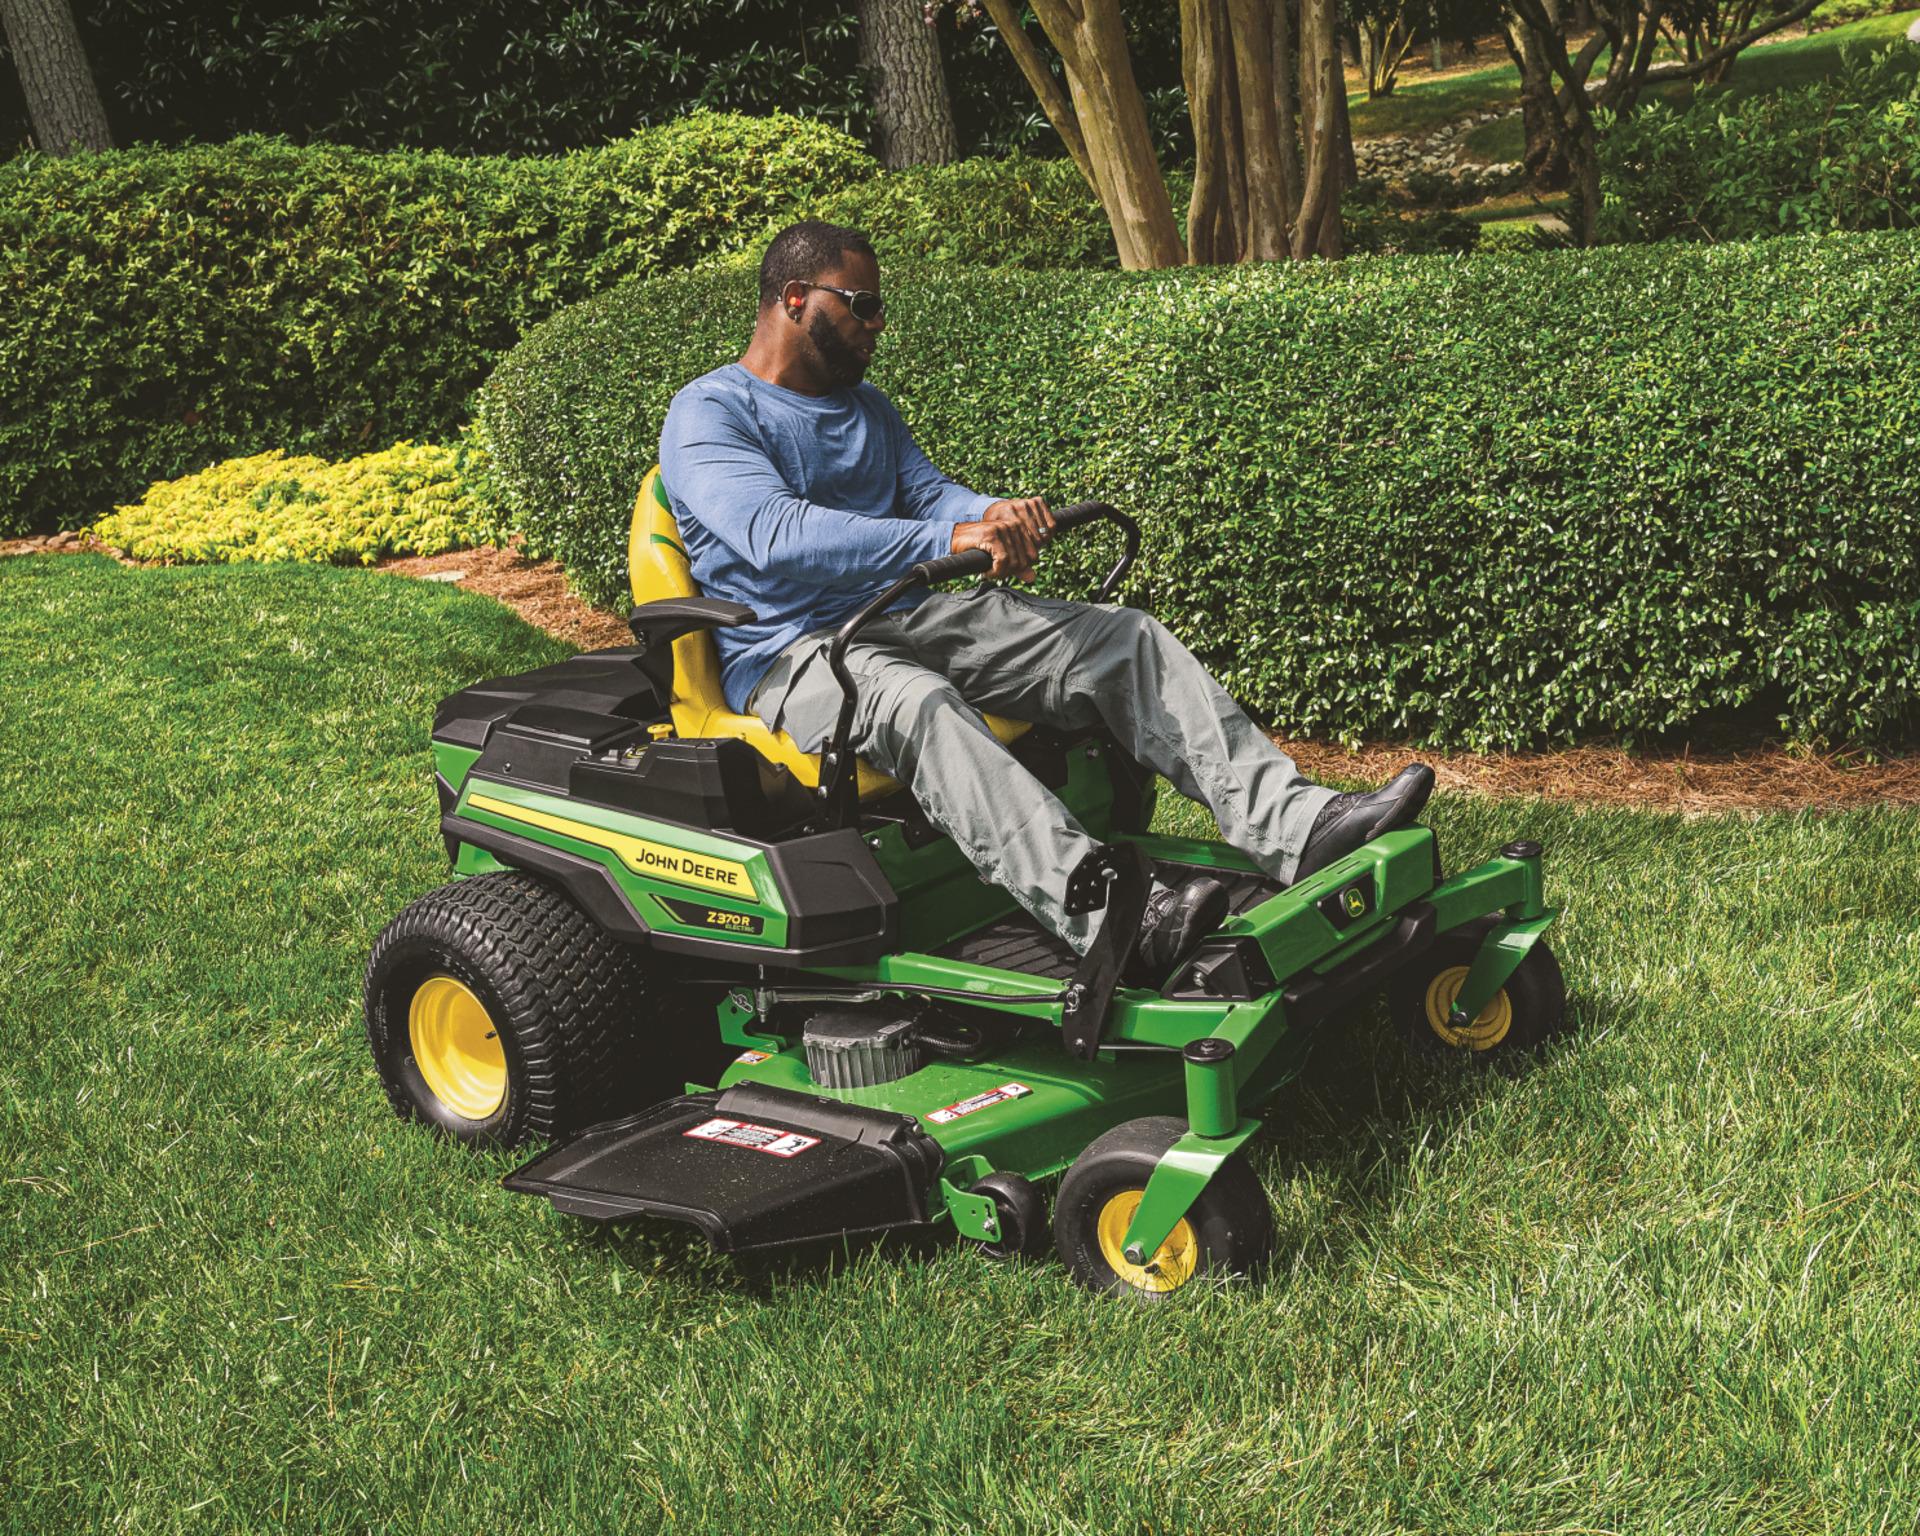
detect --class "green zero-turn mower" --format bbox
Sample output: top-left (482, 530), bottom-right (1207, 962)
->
top-left (363, 469), bottom-right (1568, 1300)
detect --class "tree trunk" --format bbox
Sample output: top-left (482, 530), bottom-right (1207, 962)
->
top-left (1272, 0), bottom-right (1303, 223)
top-left (978, 0), bottom-right (1097, 190)
top-left (1294, 0), bottom-right (1348, 257)
top-left (1029, 0), bottom-right (1187, 268)
top-left (1503, 16), bottom-right (1567, 188)
top-left (856, 0), bottom-right (959, 167)
top-left (1226, 0), bottom-right (1292, 259)
top-left (1183, 0), bottom-right (1245, 263)
top-left (0, 0), bottom-right (111, 154)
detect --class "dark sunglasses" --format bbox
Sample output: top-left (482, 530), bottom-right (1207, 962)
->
top-left (793, 280), bottom-right (885, 324)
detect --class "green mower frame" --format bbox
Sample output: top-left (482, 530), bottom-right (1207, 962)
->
top-left (365, 499), bottom-right (1566, 1298)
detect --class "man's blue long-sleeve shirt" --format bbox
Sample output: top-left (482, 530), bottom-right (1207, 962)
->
top-left (658, 362), bottom-right (997, 714)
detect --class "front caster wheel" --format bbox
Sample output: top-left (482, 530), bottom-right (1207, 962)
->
top-left (1053, 1117), bottom-right (1274, 1301)
top-left (1393, 920), bottom-right (1568, 1063)
top-left (363, 872), bottom-right (649, 1148)
top-left (966, 1171), bottom-right (1050, 1261)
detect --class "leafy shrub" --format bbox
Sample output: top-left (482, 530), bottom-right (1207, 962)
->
top-left (0, 114), bottom-right (875, 535)
top-left (476, 229), bottom-right (1920, 751)
top-left (1598, 44), bottom-right (1920, 244)
top-left (1343, 180), bottom-right (1483, 255)
top-left (0, 0), bottom-right (1182, 168)
top-left (1, 1), bottom-right (872, 157)
top-left (807, 153), bottom-right (1121, 269)
top-left (91, 440), bottom-right (493, 564)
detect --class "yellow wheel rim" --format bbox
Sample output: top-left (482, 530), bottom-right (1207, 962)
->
top-left (408, 975), bottom-right (507, 1121)
top-left (1424, 964), bottom-right (1513, 1050)
top-left (1095, 1190), bottom-right (1199, 1294)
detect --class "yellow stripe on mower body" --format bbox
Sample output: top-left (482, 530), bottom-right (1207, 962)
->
top-left (465, 792), bottom-right (757, 900)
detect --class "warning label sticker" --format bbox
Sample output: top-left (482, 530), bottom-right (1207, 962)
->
top-left (927, 1082), bottom-right (1033, 1126)
top-left (683, 1117), bottom-right (820, 1157)
top-left (731, 1050), bottom-right (772, 1065)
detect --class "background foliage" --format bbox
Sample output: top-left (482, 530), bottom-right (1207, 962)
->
top-left (0, 115), bottom-right (873, 535)
top-left (476, 230), bottom-right (1920, 751)
top-left (800, 155), bottom-right (1485, 270)
top-left (0, 0), bottom-right (1190, 164)
top-left (1597, 44), bottom-right (1920, 243)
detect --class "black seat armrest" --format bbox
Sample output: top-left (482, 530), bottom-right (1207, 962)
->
top-left (628, 597), bottom-right (757, 649)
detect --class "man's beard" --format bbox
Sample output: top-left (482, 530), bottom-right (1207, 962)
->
top-left (807, 313), bottom-right (868, 389)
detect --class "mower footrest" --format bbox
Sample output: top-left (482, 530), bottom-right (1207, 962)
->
top-left (502, 1083), bottom-right (945, 1252)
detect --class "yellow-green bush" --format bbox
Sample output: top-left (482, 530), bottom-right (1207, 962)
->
top-left (93, 441), bottom-right (492, 565)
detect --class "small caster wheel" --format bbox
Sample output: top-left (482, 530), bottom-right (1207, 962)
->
top-left (967, 1171), bottom-right (1049, 1261)
top-left (1053, 1117), bottom-right (1274, 1301)
top-left (1393, 918), bottom-right (1569, 1064)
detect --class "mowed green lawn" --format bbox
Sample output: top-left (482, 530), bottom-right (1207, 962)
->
top-left (4, 554), bottom-right (1919, 1532)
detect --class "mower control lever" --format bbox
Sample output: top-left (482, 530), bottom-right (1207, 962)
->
top-left (910, 548), bottom-right (994, 585)
top-left (817, 496), bottom-right (1144, 826)
top-left (1048, 500), bottom-right (1142, 603)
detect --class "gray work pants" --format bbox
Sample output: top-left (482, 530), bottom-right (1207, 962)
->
top-left (747, 586), bottom-right (1336, 954)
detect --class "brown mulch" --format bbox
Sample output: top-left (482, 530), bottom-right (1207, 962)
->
top-left (8, 538), bottom-right (1916, 812)
top-left (376, 545), bottom-right (633, 651)
top-left (1273, 738), bottom-right (1920, 813)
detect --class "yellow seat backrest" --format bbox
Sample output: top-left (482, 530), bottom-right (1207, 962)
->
top-left (630, 467), bottom-right (1029, 801)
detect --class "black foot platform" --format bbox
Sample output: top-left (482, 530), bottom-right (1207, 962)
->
top-left (933, 863), bottom-right (1281, 983)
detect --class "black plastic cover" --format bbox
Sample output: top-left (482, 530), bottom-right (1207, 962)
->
top-left (433, 649), bottom-right (666, 752)
top-left (502, 1083), bottom-right (944, 1252)
top-left (570, 736), bottom-right (812, 839)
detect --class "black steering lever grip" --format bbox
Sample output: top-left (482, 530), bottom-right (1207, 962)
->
top-left (910, 548), bottom-right (995, 584)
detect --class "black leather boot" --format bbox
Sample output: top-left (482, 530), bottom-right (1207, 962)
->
top-left (1127, 874), bottom-right (1231, 987)
top-left (1292, 764), bottom-right (1436, 884)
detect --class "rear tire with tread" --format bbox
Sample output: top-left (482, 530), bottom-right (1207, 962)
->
top-left (364, 872), bottom-right (657, 1147)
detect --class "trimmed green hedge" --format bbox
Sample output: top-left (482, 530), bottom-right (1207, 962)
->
top-left (805, 153), bottom-right (1123, 270)
top-left (476, 229), bottom-right (1920, 751)
top-left (0, 115), bottom-right (874, 535)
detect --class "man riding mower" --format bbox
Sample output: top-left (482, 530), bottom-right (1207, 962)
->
top-left (363, 220), bottom-right (1567, 1299)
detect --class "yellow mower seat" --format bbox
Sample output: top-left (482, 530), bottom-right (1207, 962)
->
top-left (630, 467), bottom-right (1029, 801)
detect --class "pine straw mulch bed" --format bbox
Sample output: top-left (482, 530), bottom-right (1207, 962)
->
top-left (10, 535), bottom-right (1918, 812)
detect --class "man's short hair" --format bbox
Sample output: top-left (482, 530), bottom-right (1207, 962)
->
top-left (758, 220), bottom-right (877, 309)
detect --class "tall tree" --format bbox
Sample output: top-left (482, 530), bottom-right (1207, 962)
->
top-left (968, 0), bottom-right (1353, 268)
top-left (1503, 0), bottom-right (1820, 242)
top-left (858, 0), bottom-right (961, 166)
top-left (0, 0), bottom-right (111, 153)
